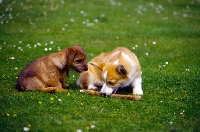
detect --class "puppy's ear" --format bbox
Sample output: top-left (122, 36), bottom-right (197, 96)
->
top-left (117, 65), bottom-right (127, 75)
top-left (67, 47), bottom-right (76, 62)
top-left (90, 62), bottom-right (105, 71)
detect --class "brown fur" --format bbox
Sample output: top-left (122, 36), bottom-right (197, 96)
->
top-left (16, 45), bottom-right (88, 93)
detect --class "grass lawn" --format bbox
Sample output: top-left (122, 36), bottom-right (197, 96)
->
top-left (0, 0), bottom-right (200, 131)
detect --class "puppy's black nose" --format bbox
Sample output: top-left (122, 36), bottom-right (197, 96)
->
top-left (84, 66), bottom-right (88, 71)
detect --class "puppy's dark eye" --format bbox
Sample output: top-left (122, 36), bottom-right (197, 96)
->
top-left (76, 59), bottom-right (82, 63)
top-left (108, 81), bottom-right (114, 85)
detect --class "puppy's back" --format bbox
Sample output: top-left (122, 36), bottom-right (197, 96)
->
top-left (15, 58), bottom-right (44, 91)
top-left (90, 47), bottom-right (140, 68)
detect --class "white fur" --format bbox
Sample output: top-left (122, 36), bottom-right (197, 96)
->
top-left (88, 84), bottom-right (98, 90)
top-left (132, 77), bottom-right (143, 95)
top-left (101, 70), bottom-right (115, 95)
top-left (100, 83), bottom-right (113, 95)
top-left (122, 76), bottom-right (135, 88)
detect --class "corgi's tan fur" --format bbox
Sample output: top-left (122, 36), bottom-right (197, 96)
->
top-left (77, 47), bottom-right (143, 96)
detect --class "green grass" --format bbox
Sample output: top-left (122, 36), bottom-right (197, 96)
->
top-left (0, 0), bottom-right (200, 131)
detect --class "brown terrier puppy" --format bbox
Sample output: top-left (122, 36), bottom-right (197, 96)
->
top-left (16, 45), bottom-right (88, 93)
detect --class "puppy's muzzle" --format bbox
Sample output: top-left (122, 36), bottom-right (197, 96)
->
top-left (79, 64), bottom-right (88, 72)
top-left (84, 65), bottom-right (88, 71)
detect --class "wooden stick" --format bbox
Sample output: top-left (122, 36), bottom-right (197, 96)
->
top-left (80, 89), bottom-right (141, 100)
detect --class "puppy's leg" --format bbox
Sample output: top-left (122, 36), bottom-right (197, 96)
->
top-left (29, 77), bottom-right (66, 92)
top-left (77, 72), bottom-right (98, 90)
top-left (22, 77), bottom-right (57, 93)
top-left (132, 76), bottom-right (143, 95)
top-left (55, 88), bottom-right (67, 92)
top-left (44, 78), bottom-right (67, 92)
top-left (52, 82), bottom-right (67, 92)
top-left (38, 87), bottom-right (57, 93)
top-left (41, 84), bottom-right (66, 92)
top-left (40, 86), bottom-right (66, 93)
top-left (87, 84), bottom-right (98, 90)
top-left (34, 79), bottom-right (58, 93)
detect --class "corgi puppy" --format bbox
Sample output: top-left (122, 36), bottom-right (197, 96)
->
top-left (77, 47), bottom-right (143, 96)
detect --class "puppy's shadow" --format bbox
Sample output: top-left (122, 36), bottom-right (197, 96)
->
top-left (115, 85), bottom-right (133, 94)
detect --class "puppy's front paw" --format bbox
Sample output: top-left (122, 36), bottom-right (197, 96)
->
top-left (88, 84), bottom-right (98, 91)
top-left (90, 87), bottom-right (98, 91)
top-left (56, 88), bottom-right (67, 92)
top-left (133, 89), bottom-right (143, 95)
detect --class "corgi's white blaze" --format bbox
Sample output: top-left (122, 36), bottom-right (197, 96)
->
top-left (101, 70), bottom-right (114, 95)
top-left (100, 83), bottom-right (114, 95)
top-left (132, 77), bottom-right (143, 95)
